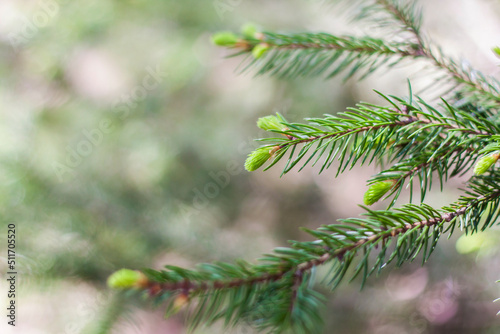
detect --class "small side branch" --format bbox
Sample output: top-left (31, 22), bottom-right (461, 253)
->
top-left (376, 0), bottom-right (500, 103)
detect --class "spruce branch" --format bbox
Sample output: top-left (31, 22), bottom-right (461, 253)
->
top-left (212, 0), bottom-right (424, 81)
top-left (405, 33), bottom-right (500, 106)
top-left (368, 139), bottom-right (481, 206)
top-left (250, 93), bottom-right (496, 180)
top-left (240, 32), bottom-right (421, 80)
top-left (374, 0), bottom-right (422, 35)
top-left (368, 0), bottom-right (500, 105)
top-left (109, 174), bottom-right (500, 333)
top-left (241, 92), bottom-right (497, 211)
top-left (214, 0), bottom-right (500, 106)
top-left (329, 0), bottom-right (422, 38)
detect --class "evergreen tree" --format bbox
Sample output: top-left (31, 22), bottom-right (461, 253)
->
top-left (108, 1), bottom-right (500, 332)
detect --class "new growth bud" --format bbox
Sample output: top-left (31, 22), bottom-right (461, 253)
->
top-left (211, 32), bottom-right (239, 46)
top-left (473, 153), bottom-right (500, 175)
top-left (252, 43), bottom-right (270, 59)
top-left (107, 269), bottom-right (148, 289)
top-left (241, 23), bottom-right (258, 39)
top-left (493, 46), bottom-right (500, 58)
top-left (363, 180), bottom-right (397, 206)
top-left (257, 115), bottom-right (284, 132)
top-left (245, 146), bottom-right (278, 171)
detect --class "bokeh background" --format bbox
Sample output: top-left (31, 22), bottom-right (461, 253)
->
top-left (1, 0), bottom-right (500, 333)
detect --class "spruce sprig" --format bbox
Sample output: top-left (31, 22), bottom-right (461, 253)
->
top-left (244, 32), bottom-right (420, 80)
top-left (336, 0), bottom-right (500, 105)
top-left (251, 92), bottom-right (495, 178)
top-left (219, 0), bottom-right (500, 106)
top-left (111, 173), bottom-right (500, 333)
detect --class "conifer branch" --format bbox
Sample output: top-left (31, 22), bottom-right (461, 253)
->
top-left (109, 176), bottom-right (500, 332)
top-left (423, 51), bottom-right (500, 105)
top-left (371, 142), bottom-right (480, 206)
top-left (241, 32), bottom-right (420, 80)
top-left (181, 177), bottom-right (498, 289)
top-left (249, 94), bottom-right (496, 178)
top-left (374, 0), bottom-right (422, 36)
top-left (371, 0), bottom-right (500, 104)
top-left (216, 0), bottom-right (500, 105)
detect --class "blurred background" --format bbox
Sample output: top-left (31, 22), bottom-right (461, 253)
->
top-left (1, 0), bottom-right (500, 333)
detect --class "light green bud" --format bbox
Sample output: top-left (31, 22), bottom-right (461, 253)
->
top-left (252, 43), bottom-right (269, 59)
top-left (493, 46), bottom-right (500, 58)
top-left (245, 147), bottom-right (274, 171)
top-left (211, 32), bottom-right (239, 46)
top-left (473, 153), bottom-right (500, 175)
top-left (363, 180), bottom-right (396, 206)
top-left (257, 115), bottom-right (284, 132)
top-left (107, 269), bottom-right (148, 289)
top-left (241, 23), bottom-right (258, 38)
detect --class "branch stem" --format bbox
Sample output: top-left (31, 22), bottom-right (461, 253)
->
top-left (279, 115), bottom-right (489, 153)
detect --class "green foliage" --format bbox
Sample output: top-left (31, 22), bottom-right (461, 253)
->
top-left (109, 0), bottom-right (500, 332)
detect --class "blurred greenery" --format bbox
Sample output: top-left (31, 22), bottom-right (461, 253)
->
top-left (1, 0), bottom-right (500, 333)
